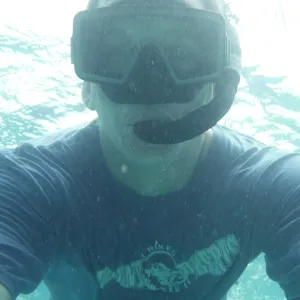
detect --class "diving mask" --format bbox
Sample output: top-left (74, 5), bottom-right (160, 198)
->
top-left (71, 3), bottom-right (241, 144)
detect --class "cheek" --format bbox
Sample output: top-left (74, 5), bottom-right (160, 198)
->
top-left (98, 103), bottom-right (119, 132)
top-left (97, 101), bottom-right (133, 139)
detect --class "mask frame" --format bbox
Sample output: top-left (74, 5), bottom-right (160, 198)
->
top-left (71, 5), bottom-right (235, 85)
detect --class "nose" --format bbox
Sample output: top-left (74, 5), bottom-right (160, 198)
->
top-left (126, 45), bottom-right (174, 102)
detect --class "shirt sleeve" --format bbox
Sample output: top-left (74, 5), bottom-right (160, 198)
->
top-left (0, 148), bottom-right (63, 299)
top-left (252, 152), bottom-right (300, 300)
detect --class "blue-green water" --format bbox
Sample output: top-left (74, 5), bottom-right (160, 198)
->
top-left (1, 0), bottom-right (300, 299)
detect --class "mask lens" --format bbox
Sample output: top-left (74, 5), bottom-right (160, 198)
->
top-left (72, 9), bottom-right (227, 83)
top-left (76, 15), bottom-right (138, 81)
top-left (164, 18), bottom-right (222, 80)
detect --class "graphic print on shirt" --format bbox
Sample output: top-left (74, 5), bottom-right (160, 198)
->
top-left (97, 234), bottom-right (240, 293)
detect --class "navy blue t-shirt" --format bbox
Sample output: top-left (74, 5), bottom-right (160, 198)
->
top-left (1, 120), bottom-right (300, 300)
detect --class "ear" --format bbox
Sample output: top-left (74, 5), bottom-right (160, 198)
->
top-left (82, 82), bottom-right (97, 111)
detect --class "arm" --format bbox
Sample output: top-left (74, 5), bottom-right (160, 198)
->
top-left (263, 200), bottom-right (300, 300)
top-left (0, 284), bottom-right (11, 300)
top-left (224, 146), bottom-right (300, 299)
top-left (0, 148), bottom-right (63, 299)
top-left (253, 153), bottom-right (300, 299)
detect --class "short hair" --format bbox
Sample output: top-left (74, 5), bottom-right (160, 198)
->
top-left (87, 0), bottom-right (226, 14)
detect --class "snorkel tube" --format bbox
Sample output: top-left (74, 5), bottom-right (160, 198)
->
top-left (133, 68), bottom-right (240, 144)
top-left (134, 22), bottom-right (242, 145)
top-left (71, 6), bottom-right (242, 145)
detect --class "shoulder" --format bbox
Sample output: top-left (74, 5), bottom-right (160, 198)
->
top-left (28, 119), bottom-right (99, 149)
top-left (212, 126), bottom-right (300, 229)
top-left (6, 119), bottom-right (100, 173)
top-left (204, 126), bottom-right (300, 220)
top-left (202, 125), bottom-right (273, 183)
top-left (209, 125), bottom-right (300, 193)
top-left (0, 120), bottom-right (101, 202)
top-left (212, 126), bottom-right (299, 189)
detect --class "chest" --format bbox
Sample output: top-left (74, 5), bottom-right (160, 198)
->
top-left (70, 177), bottom-right (257, 299)
top-left (84, 200), bottom-right (248, 300)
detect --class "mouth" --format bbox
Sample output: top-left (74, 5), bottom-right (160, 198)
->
top-left (126, 123), bottom-right (169, 149)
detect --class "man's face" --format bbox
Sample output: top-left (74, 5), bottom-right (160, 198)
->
top-left (86, 0), bottom-right (220, 162)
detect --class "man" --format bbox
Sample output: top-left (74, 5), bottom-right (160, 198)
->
top-left (0, 0), bottom-right (300, 299)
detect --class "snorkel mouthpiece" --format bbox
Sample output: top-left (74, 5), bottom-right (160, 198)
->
top-left (133, 68), bottom-right (240, 144)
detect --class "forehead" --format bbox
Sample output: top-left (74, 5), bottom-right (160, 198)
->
top-left (91, 0), bottom-right (223, 12)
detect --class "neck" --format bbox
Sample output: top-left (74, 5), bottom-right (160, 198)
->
top-left (100, 129), bottom-right (213, 197)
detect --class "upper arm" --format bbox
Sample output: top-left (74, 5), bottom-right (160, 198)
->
top-left (0, 149), bottom-right (64, 298)
top-left (253, 153), bottom-right (300, 299)
top-left (225, 147), bottom-right (300, 299)
top-left (264, 210), bottom-right (300, 300)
